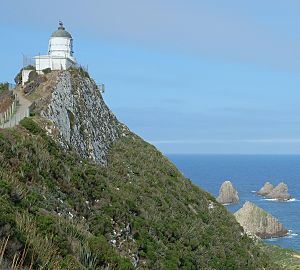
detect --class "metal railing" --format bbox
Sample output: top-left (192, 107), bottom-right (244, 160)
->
top-left (0, 94), bottom-right (19, 127)
top-left (0, 108), bottom-right (29, 129)
top-left (22, 54), bottom-right (36, 68)
top-left (97, 84), bottom-right (105, 94)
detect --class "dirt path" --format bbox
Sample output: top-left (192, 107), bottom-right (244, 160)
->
top-left (293, 254), bottom-right (300, 259)
top-left (1, 89), bottom-right (32, 128)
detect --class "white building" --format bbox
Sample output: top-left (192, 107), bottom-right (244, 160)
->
top-left (22, 22), bottom-right (77, 85)
top-left (35, 22), bottom-right (76, 72)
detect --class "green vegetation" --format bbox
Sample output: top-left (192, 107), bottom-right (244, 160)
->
top-left (23, 65), bottom-right (36, 71)
top-left (28, 70), bottom-right (39, 83)
top-left (42, 68), bottom-right (52, 75)
top-left (0, 82), bottom-right (9, 94)
top-left (0, 117), bottom-right (287, 269)
top-left (260, 244), bottom-right (300, 270)
top-left (69, 66), bottom-right (90, 79)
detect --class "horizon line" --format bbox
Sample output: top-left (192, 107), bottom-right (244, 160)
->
top-left (164, 153), bottom-right (300, 156)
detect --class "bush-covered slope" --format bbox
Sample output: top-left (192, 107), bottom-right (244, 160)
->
top-left (0, 118), bottom-right (279, 269)
top-left (260, 244), bottom-right (300, 270)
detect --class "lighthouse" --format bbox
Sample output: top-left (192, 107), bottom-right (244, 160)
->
top-left (35, 22), bottom-right (77, 72)
top-left (22, 22), bottom-right (77, 85)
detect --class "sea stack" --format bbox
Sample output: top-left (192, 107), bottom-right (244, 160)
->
top-left (257, 182), bottom-right (274, 196)
top-left (216, 181), bottom-right (239, 204)
top-left (234, 201), bottom-right (288, 239)
top-left (266, 182), bottom-right (292, 201)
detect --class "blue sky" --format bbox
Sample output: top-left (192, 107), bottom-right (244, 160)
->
top-left (1, 0), bottom-right (300, 154)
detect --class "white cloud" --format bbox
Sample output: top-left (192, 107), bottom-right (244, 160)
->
top-left (150, 138), bottom-right (300, 144)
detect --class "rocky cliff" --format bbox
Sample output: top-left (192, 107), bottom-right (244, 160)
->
top-left (257, 182), bottom-right (274, 196)
top-left (266, 182), bottom-right (292, 201)
top-left (234, 201), bottom-right (288, 239)
top-left (216, 180), bottom-right (239, 204)
top-left (30, 70), bottom-right (124, 164)
top-left (257, 182), bottom-right (292, 201)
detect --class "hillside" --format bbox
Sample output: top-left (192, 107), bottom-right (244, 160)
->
top-left (0, 69), bottom-right (281, 269)
top-left (0, 85), bottom-right (13, 113)
top-left (260, 244), bottom-right (300, 270)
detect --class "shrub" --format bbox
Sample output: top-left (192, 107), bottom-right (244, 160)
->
top-left (20, 118), bottom-right (45, 136)
top-left (0, 83), bottom-right (9, 94)
top-left (23, 65), bottom-right (35, 71)
top-left (28, 70), bottom-right (38, 83)
top-left (42, 68), bottom-right (52, 74)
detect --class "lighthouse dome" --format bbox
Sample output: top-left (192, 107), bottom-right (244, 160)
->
top-left (50, 22), bottom-right (72, 38)
top-left (48, 22), bottom-right (74, 58)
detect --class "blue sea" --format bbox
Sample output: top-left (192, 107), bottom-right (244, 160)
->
top-left (167, 154), bottom-right (300, 251)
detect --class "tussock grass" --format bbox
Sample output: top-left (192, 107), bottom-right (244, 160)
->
top-left (15, 212), bottom-right (62, 270)
top-left (0, 236), bottom-right (9, 266)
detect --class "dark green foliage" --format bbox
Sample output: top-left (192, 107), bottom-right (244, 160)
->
top-left (0, 118), bottom-right (282, 269)
top-left (20, 117), bottom-right (45, 136)
top-left (28, 70), bottom-right (39, 83)
top-left (77, 67), bottom-right (90, 79)
top-left (67, 110), bottom-right (75, 129)
top-left (24, 65), bottom-right (35, 71)
top-left (14, 66), bottom-right (35, 85)
top-left (14, 69), bottom-right (23, 85)
top-left (69, 66), bottom-right (90, 79)
top-left (42, 68), bottom-right (52, 74)
top-left (0, 82), bottom-right (9, 93)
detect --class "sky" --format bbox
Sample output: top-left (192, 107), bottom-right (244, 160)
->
top-left (1, 0), bottom-right (300, 154)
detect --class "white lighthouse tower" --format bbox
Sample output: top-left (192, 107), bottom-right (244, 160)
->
top-left (35, 22), bottom-right (77, 72)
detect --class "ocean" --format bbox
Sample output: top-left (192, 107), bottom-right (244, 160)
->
top-left (167, 154), bottom-right (300, 251)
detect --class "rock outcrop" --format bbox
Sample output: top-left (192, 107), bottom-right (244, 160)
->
top-left (216, 181), bottom-right (239, 204)
top-left (266, 182), bottom-right (292, 201)
top-left (257, 182), bottom-right (274, 196)
top-left (33, 70), bottom-right (126, 165)
top-left (234, 201), bottom-right (288, 239)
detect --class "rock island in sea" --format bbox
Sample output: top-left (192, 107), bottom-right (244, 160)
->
top-left (234, 201), bottom-right (288, 239)
top-left (257, 182), bottom-right (292, 201)
top-left (216, 180), bottom-right (239, 204)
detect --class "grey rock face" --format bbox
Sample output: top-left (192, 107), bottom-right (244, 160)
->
top-left (257, 182), bottom-right (274, 196)
top-left (40, 71), bottom-right (125, 164)
top-left (266, 182), bottom-right (292, 201)
top-left (216, 181), bottom-right (239, 204)
top-left (234, 201), bottom-right (288, 239)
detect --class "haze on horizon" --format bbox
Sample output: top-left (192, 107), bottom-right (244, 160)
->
top-left (1, 0), bottom-right (300, 154)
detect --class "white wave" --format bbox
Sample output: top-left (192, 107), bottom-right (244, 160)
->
top-left (265, 238), bottom-right (277, 242)
top-left (287, 230), bottom-right (298, 237)
top-left (260, 198), bottom-right (299, 202)
top-left (251, 190), bottom-right (256, 193)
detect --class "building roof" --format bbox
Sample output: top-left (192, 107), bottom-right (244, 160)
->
top-left (51, 22), bottom-right (72, 38)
